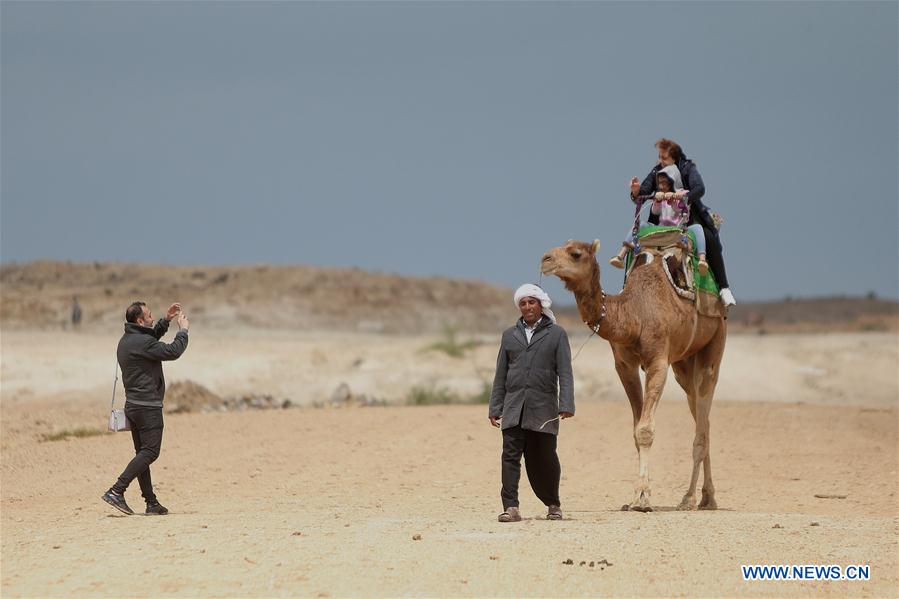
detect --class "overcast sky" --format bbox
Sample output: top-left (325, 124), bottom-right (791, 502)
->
top-left (2, 1), bottom-right (897, 302)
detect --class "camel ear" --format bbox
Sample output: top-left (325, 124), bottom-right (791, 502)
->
top-left (591, 239), bottom-right (600, 255)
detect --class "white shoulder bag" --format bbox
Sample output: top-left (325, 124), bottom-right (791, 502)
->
top-left (108, 362), bottom-right (131, 432)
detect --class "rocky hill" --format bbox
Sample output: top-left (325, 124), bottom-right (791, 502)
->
top-left (1, 261), bottom-right (896, 333)
top-left (0, 261), bottom-right (513, 333)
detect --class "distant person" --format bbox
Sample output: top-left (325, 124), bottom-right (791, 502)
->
top-left (611, 164), bottom-right (710, 276)
top-left (629, 138), bottom-right (736, 307)
top-left (102, 301), bottom-right (189, 516)
top-left (488, 284), bottom-right (574, 522)
top-left (71, 296), bottom-right (82, 329)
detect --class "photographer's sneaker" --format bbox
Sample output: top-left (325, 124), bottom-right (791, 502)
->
top-left (720, 288), bottom-right (737, 307)
top-left (101, 490), bottom-right (134, 515)
top-left (145, 502), bottom-right (169, 516)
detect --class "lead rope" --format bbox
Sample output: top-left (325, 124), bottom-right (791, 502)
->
top-left (571, 329), bottom-right (596, 362)
top-left (536, 265), bottom-right (600, 364)
top-left (538, 291), bottom-right (607, 430)
top-left (538, 332), bottom-right (592, 431)
top-left (572, 289), bottom-right (606, 362)
top-left (538, 415), bottom-right (561, 430)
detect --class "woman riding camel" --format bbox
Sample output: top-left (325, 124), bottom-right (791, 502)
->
top-left (628, 139), bottom-right (736, 307)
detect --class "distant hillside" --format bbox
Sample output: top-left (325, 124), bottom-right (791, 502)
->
top-left (0, 261), bottom-right (514, 333)
top-left (1, 261), bottom-right (895, 334)
top-left (724, 295), bottom-right (898, 333)
top-left (554, 295), bottom-right (898, 334)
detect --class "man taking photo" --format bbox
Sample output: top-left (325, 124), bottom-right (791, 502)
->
top-left (102, 301), bottom-right (189, 516)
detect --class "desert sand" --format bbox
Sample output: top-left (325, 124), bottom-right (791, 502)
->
top-left (1, 328), bottom-right (897, 597)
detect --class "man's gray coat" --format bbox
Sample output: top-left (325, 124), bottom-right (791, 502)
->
top-left (488, 318), bottom-right (574, 435)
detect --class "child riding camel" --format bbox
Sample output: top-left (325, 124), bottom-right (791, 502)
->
top-left (609, 164), bottom-right (710, 276)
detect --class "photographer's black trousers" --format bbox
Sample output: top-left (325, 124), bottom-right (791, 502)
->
top-left (111, 405), bottom-right (163, 503)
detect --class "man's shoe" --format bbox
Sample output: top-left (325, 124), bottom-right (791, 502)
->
top-left (498, 506), bottom-right (522, 522)
top-left (720, 287), bottom-right (737, 307)
top-left (102, 490), bottom-right (134, 515)
top-left (609, 256), bottom-right (625, 269)
top-left (547, 505), bottom-right (563, 520)
top-left (145, 502), bottom-right (169, 516)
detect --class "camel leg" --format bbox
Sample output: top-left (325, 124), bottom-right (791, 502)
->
top-left (612, 346), bottom-right (644, 429)
top-left (696, 324), bottom-right (726, 510)
top-left (612, 348), bottom-right (646, 511)
top-left (695, 391), bottom-right (717, 509)
top-left (672, 357), bottom-right (702, 511)
top-left (695, 390), bottom-right (715, 510)
top-left (627, 356), bottom-right (668, 513)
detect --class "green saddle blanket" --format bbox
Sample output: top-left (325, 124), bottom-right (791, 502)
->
top-left (625, 225), bottom-right (719, 296)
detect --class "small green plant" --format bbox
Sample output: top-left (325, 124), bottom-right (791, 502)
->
top-left (406, 382), bottom-right (492, 406)
top-left (40, 427), bottom-right (106, 442)
top-left (424, 323), bottom-right (479, 358)
top-left (406, 386), bottom-right (462, 406)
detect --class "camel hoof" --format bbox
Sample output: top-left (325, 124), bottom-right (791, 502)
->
top-left (698, 492), bottom-right (718, 510)
top-left (621, 504), bottom-right (631, 511)
top-left (677, 495), bottom-right (696, 511)
top-left (626, 493), bottom-right (653, 513)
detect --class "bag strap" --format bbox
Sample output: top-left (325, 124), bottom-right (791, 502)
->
top-left (110, 360), bottom-right (119, 411)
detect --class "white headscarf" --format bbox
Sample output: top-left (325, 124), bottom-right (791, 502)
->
top-left (513, 283), bottom-right (556, 323)
top-left (657, 164), bottom-right (684, 191)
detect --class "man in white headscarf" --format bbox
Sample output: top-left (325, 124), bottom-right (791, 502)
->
top-left (488, 284), bottom-right (574, 522)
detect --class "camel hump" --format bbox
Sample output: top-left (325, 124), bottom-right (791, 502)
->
top-left (626, 225), bottom-right (725, 319)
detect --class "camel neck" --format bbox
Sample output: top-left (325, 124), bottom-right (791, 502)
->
top-left (570, 262), bottom-right (628, 344)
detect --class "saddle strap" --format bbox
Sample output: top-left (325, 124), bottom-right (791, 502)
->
top-left (110, 361), bottom-right (119, 411)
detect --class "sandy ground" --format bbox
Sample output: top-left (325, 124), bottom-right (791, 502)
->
top-left (1, 328), bottom-right (898, 597)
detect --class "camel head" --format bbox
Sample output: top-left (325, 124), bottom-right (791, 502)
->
top-left (540, 239), bottom-right (600, 289)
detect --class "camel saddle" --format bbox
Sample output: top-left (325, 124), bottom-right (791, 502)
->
top-left (636, 228), bottom-right (687, 251)
top-left (625, 226), bottom-right (725, 319)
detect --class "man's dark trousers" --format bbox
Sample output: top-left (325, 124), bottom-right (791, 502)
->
top-left (112, 405), bottom-right (163, 503)
top-left (501, 424), bottom-right (561, 509)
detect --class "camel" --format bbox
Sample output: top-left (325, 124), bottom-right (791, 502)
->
top-left (540, 238), bottom-right (726, 512)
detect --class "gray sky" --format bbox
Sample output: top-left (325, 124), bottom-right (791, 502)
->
top-left (2, 1), bottom-right (897, 303)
